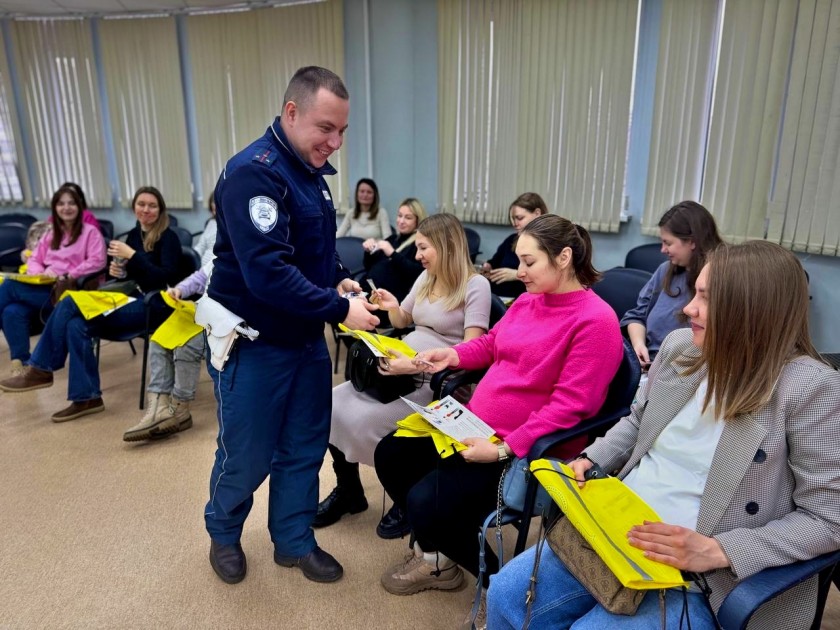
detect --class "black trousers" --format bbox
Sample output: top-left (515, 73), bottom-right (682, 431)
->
top-left (374, 432), bottom-right (506, 582)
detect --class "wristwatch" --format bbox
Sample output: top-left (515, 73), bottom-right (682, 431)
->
top-left (497, 443), bottom-right (510, 462)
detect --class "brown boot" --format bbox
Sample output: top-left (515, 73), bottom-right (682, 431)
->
top-left (123, 393), bottom-right (170, 442)
top-left (0, 366), bottom-right (53, 392)
top-left (51, 398), bottom-right (105, 423)
top-left (150, 398), bottom-right (193, 438)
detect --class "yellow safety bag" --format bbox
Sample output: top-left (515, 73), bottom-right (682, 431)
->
top-left (395, 406), bottom-right (500, 459)
top-left (337, 323), bottom-right (417, 358)
top-left (150, 291), bottom-right (203, 350)
top-left (531, 458), bottom-right (689, 590)
top-left (0, 272), bottom-right (56, 285)
top-left (60, 290), bottom-right (132, 320)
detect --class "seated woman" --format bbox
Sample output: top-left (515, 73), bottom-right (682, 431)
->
top-left (122, 256), bottom-right (213, 442)
top-left (192, 193), bottom-right (217, 268)
top-left (374, 214), bottom-right (623, 598)
top-left (315, 213), bottom-right (491, 537)
top-left (481, 192), bottom-right (548, 298)
top-left (0, 186), bottom-right (181, 422)
top-left (621, 200), bottom-right (721, 367)
top-left (336, 178), bottom-right (390, 240)
top-left (361, 197), bottom-right (426, 305)
top-left (0, 185), bottom-right (106, 375)
top-left (487, 241), bottom-right (840, 630)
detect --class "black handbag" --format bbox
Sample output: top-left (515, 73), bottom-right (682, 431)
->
top-left (348, 340), bottom-right (416, 403)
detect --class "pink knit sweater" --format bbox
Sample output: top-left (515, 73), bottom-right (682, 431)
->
top-left (455, 288), bottom-right (622, 458)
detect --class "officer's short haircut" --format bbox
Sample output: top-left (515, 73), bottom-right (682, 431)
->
top-left (283, 66), bottom-right (348, 112)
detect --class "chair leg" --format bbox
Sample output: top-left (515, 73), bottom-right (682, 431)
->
top-left (128, 339), bottom-right (137, 356)
top-left (139, 336), bottom-right (149, 410)
top-left (514, 478), bottom-right (539, 556)
top-left (334, 336), bottom-right (341, 374)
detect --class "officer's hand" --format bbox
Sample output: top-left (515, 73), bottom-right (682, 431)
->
top-left (342, 298), bottom-right (379, 330)
top-left (337, 278), bottom-right (362, 296)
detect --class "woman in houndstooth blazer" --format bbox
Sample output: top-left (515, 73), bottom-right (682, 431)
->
top-left (487, 241), bottom-right (840, 630)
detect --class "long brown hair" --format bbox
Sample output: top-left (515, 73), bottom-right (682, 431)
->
top-left (684, 241), bottom-right (820, 420)
top-left (131, 186), bottom-right (170, 253)
top-left (415, 214), bottom-right (476, 311)
top-left (352, 178), bottom-right (381, 221)
top-left (658, 201), bottom-right (722, 298)
top-left (49, 185), bottom-right (84, 249)
top-left (520, 214), bottom-right (601, 287)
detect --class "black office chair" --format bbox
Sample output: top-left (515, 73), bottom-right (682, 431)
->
top-left (432, 337), bottom-right (640, 559)
top-left (336, 236), bottom-right (366, 278)
top-left (171, 226), bottom-right (194, 248)
top-left (624, 243), bottom-right (667, 274)
top-left (97, 219), bottom-right (114, 241)
top-left (167, 215), bottom-right (179, 227)
top-left (0, 213), bottom-right (37, 228)
top-left (464, 227), bottom-right (481, 263)
top-left (0, 223), bottom-right (28, 270)
top-left (716, 549), bottom-right (840, 629)
top-left (94, 246), bottom-right (201, 409)
top-left (591, 267), bottom-right (653, 319)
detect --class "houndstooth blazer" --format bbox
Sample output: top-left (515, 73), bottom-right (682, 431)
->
top-left (585, 328), bottom-right (840, 630)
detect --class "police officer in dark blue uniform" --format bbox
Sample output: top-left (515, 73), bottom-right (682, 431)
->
top-left (204, 66), bottom-right (379, 585)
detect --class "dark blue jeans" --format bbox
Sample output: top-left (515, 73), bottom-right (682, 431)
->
top-left (204, 336), bottom-right (332, 557)
top-left (29, 294), bottom-right (157, 402)
top-left (0, 280), bottom-right (54, 361)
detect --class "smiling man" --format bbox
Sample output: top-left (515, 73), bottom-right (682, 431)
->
top-left (202, 66), bottom-right (379, 586)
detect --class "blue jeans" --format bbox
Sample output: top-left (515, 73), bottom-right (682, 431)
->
top-left (486, 544), bottom-right (716, 629)
top-left (29, 295), bottom-right (154, 402)
top-left (204, 336), bottom-right (331, 557)
top-left (0, 280), bottom-right (54, 361)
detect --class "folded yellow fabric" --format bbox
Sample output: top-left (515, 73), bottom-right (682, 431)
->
top-left (150, 291), bottom-right (204, 350)
top-left (1, 272), bottom-right (56, 285)
top-left (337, 323), bottom-right (417, 358)
top-left (61, 290), bottom-right (132, 320)
top-left (531, 459), bottom-right (689, 590)
top-left (394, 406), bottom-right (500, 458)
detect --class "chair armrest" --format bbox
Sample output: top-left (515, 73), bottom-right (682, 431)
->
top-left (75, 266), bottom-right (108, 290)
top-left (526, 406), bottom-right (630, 461)
top-left (430, 368), bottom-right (486, 400)
top-left (716, 550), bottom-right (840, 630)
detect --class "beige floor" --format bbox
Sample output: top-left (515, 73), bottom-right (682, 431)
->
top-left (0, 329), bottom-right (837, 629)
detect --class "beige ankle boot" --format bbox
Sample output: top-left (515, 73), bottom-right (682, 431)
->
top-left (10, 359), bottom-right (24, 376)
top-left (150, 398), bottom-right (193, 437)
top-left (122, 393), bottom-right (170, 442)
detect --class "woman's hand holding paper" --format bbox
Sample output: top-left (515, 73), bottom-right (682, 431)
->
top-left (377, 349), bottom-right (418, 376)
top-left (459, 437), bottom-right (498, 463)
top-left (626, 521), bottom-right (730, 572)
top-left (413, 347), bottom-right (459, 373)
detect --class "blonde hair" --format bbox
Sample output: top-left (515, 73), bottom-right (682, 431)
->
top-left (394, 197), bottom-right (428, 254)
top-left (415, 214), bottom-right (476, 311)
top-left (683, 241), bottom-right (820, 420)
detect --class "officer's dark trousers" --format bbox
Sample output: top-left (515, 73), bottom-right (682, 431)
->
top-left (204, 336), bottom-right (331, 557)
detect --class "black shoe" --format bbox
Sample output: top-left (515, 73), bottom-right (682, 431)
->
top-left (312, 486), bottom-right (369, 528)
top-left (209, 540), bottom-right (246, 584)
top-left (376, 504), bottom-right (411, 539)
top-left (274, 546), bottom-right (344, 583)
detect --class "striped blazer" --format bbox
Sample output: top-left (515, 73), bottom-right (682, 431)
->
top-left (586, 328), bottom-right (840, 629)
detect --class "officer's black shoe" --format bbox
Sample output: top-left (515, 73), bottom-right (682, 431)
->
top-left (209, 540), bottom-right (247, 584)
top-left (275, 546), bottom-right (344, 583)
top-left (376, 504), bottom-right (412, 539)
top-left (312, 486), bottom-right (369, 528)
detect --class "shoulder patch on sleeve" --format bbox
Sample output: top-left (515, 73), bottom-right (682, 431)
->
top-left (249, 196), bottom-right (278, 233)
top-left (252, 149), bottom-right (274, 165)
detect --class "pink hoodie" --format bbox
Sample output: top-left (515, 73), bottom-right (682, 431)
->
top-left (27, 223), bottom-right (106, 278)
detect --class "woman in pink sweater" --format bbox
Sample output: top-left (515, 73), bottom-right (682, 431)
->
top-left (0, 185), bottom-right (105, 374)
top-left (374, 214), bottom-right (622, 601)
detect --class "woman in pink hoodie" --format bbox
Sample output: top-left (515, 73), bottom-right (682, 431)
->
top-left (0, 185), bottom-right (105, 374)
